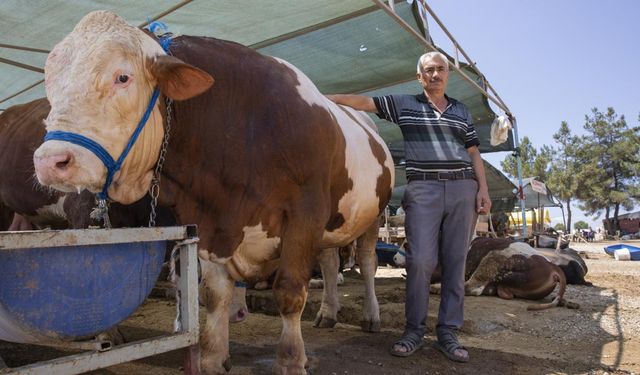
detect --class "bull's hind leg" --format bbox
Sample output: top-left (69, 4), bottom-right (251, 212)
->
top-left (200, 261), bottom-right (234, 374)
top-left (356, 221), bottom-right (381, 332)
top-left (314, 247), bottom-right (340, 328)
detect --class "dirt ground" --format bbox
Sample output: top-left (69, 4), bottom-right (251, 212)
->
top-left (1, 240), bottom-right (639, 375)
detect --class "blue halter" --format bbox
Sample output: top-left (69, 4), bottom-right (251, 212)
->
top-left (44, 27), bottom-right (171, 201)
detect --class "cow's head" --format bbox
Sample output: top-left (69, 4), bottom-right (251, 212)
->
top-left (34, 11), bottom-right (213, 203)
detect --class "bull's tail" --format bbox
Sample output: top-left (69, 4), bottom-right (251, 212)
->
top-left (526, 270), bottom-right (566, 311)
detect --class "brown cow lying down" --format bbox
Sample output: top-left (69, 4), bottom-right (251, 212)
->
top-left (431, 238), bottom-right (570, 310)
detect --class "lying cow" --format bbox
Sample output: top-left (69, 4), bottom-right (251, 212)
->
top-left (33, 11), bottom-right (393, 374)
top-left (431, 238), bottom-right (568, 310)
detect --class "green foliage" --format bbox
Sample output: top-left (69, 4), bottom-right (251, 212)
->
top-left (575, 108), bottom-right (640, 221)
top-left (554, 223), bottom-right (566, 231)
top-left (574, 221), bottom-right (589, 230)
top-left (500, 107), bottom-right (639, 233)
top-left (500, 136), bottom-right (549, 180)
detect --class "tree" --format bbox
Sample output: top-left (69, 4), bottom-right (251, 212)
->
top-left (501, 136), bottom-right (543, 179)
top-left (574, 221), bottom-right (588, 230)
top-left (545, 122), bottom-right (580, 232)
top-left (554, 223), bottom-right (566, 231)
top-left (575, 108), bottom-right (640, 233)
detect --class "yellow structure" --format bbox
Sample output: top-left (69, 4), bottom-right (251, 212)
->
top-left (508, 209), bottom-right (551, 226)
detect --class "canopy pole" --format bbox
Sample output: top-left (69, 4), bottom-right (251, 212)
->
top-left (511, 116), bottom-right (527, 238)
top-left (137, 0), bottom-right (194, 28)
top-left (0, 79), bottom-right (44, 105)
top-left (0, 43), bottom-right (49, 54)
top-left (371, 0), bottom-right (510, 115)
top-left (0, 57), bottom-right (44, 73)
top-left (419, 0), bottom-right (511, 114)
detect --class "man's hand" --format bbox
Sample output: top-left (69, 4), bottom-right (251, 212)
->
top-left (476, 188), bottom-right (491, 215)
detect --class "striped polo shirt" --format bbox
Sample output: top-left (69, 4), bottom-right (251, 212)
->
top-left (373, 93), bottom-right (479, 180)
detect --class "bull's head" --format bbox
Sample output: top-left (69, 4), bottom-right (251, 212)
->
top-left (34, 10), bottom-right (213, 203)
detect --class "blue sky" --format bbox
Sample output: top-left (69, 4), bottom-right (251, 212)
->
top-left (425, 0), bottom-right (640, 229)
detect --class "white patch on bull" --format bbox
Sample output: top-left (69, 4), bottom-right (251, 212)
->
top-left (321, 105), bottom-right (394, 246)
top-left (274, 58), bottom-right (330, 109)
top-left (27, 195), bottom-right (68, 227)
top-left (225, 224), bottom-right (281, 280)
top-left (274, 59), bottom-right (394, 246)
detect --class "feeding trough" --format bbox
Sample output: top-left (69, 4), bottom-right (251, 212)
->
top-left (0, 229), bottom-right (171, 344)
top-left (0, 226), bottom-right (200, 374)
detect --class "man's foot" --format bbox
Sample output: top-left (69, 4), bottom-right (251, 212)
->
top-left (434, 328), bottom-right (469, 363)
top-left (389, 331), bottom-right (423, 357)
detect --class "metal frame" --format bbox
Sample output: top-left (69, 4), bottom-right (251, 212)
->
top-left (0, 226), bottom-right (200, 375)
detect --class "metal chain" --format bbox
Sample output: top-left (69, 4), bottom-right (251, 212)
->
top-left (149, 97), bottom-right (173, 227)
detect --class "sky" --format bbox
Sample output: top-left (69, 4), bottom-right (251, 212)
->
top-left (424, 0), bottom-right (640, 229)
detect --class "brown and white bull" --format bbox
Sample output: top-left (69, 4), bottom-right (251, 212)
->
top-left (33, 11), bottom-right (394, 374)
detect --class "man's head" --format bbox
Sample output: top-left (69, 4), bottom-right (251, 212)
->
top-left (416, 51), bottom-right (450, 96)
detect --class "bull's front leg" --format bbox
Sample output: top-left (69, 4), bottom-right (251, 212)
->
top-left (199, 259), bottom-right (234, 374)
top-left (356, 222), bottom-right (381, 332)
top-left (314, 247), bottom-right (340, 328)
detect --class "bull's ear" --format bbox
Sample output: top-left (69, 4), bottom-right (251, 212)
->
top-left (149, 55), bottom-right (214, 100)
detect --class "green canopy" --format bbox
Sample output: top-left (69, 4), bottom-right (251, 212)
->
top-left (0, 0), bottom-right (517, 200)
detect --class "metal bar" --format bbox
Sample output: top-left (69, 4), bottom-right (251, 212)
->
top-left (179, 241), bottom-right (199, 334)
top-left (0, 57), bottom-right (44, 73)
top-left (0, 44), bottom-right (49, 54)
top-left (7, 333), bottom-right (197, 375)
top-left (420, 1), bottom-right (512, 115)
top-left (0, 226), bottom-right (190, 250)
top-left (179, 239), bottom-right (200, 374)
top-left (251, 5), bottom-right (381, 50)
top-left (137, 0), bottom-right (195, 29)
top-left (511, 117), bottom-right (528, 238)
top-left (371, 0), bottom-right (511, 114)
top-left (0, 79), bottom-right (44, 105)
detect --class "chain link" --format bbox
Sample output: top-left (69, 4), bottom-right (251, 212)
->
top-left (149, 97), bottom-right (173, 227)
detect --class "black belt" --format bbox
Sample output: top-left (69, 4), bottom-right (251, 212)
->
top-left (408, 170), bottom-right (476, 182)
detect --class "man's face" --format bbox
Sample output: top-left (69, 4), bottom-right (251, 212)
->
top-left (417, 57), bottom-right (449, 94)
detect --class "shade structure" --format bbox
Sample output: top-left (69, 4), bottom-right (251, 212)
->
top-left (0, 1), bottom-right (517, 200)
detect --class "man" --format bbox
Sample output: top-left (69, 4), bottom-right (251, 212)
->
top-left (327, 51), bottom-right (491, 363)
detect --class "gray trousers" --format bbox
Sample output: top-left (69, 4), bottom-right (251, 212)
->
top-left (402, 179), bottom-right (478, 336)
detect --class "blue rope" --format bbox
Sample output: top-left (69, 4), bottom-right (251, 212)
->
top-left (43, 32), bottom-right (172, 201)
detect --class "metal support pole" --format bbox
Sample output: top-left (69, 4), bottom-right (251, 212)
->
top-left (371, 0), bottom-right (511, 114)
top-left (179, 237), bottom-right (200, 375)
top-left (511, 117), bottom-right (527, 238)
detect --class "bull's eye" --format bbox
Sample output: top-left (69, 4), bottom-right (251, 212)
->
top-left (117, 75), bottom-right (129, 84)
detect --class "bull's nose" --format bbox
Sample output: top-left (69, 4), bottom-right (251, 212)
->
top-left (33, 151), bottom-right (75, 183)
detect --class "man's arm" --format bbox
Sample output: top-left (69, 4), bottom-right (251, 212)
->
top-left (467, 146), bottom-right (492, 215)
top-left (326, 94), bottom-right (377, 113)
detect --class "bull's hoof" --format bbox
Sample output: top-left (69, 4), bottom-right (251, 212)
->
top-left (272, 363), bottom-right (306, 375)
top-left (313, 315), bottom-right (337, 328)
top-left (223, 358), bottom-right (232, 372)
top-left (230, 307), bottom-right (248, 323)
top-left (201, 357), bottom-right (232, 374)
top-left (360, 320), bottom-right (381, 332)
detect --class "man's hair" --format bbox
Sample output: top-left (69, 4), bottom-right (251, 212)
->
top-left (416, 51), bottom-right (450, 74)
